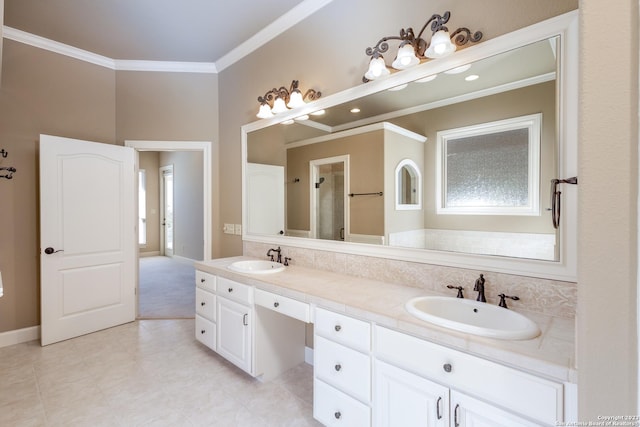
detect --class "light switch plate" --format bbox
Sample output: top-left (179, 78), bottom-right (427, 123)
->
top-left (223, 223), bottom-right (235, 234)
top-left (234, 224), bottom-right (242, 235)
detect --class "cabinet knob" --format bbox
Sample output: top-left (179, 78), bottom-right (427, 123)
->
top-left (334, 412), bottom-right (341, 420)
top-left (334, 325), bottom-right (342, 332)
top-left (201, 302), bottom-right (206, 306)
top-left (274, 302), bottom-right (280, 308)
top-left (200, 278), bottom-right (205, 283)
top-left (443, 363), bottom-right (452, 373)
top-left (334, 364), bottom-right (342, 372)
top-left (228, 287), bottom-right (233, 293)
top-left (201, 330), bottom-right (206, 334)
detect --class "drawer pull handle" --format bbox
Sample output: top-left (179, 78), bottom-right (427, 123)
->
top-left (443, 363), bottom-right (452, 373)
top-left (454, 404), bottom-right (460, 427)
top-left (243, 313), bottom-right (248, 326)
top-left (334, 325), bottom-right (341, 332)
top-left (334, 412), bottom-right (341, 420)
top-left (200, 329), bottom-right (206, 334)
top-left (334, 364), bottom-right (342, 372)
top-left (436, 396), bottom-right (442, 419)
top-left (201, 302), bottom-right (206, 306)
top-left (274, 302), bottom-right (280, 308)
top-left (228, 287), bottom-right (234, 293)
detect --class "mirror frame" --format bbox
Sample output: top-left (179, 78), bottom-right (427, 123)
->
top-left (241, 11), bottom-right (578, 281)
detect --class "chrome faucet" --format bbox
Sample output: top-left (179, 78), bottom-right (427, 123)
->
top-left (473, 274), bottom-right (486, 302)
top-left (267, 246), bottom-right (282, 263)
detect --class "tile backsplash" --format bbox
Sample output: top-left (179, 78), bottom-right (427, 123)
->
top-left (244, 241), bottom-right (577, 319)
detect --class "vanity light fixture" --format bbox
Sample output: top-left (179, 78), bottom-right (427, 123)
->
top-left (256, 80), bottom-right (322, 119)
top-left (363, 11), bottom-right (482, 82)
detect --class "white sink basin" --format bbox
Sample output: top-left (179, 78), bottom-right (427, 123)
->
top-left (227, 260), bottom-right (285, 274)
top-left (405, 296), bottom-right (540, 340)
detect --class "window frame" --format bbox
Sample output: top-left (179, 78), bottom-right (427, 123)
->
top-left (435, 113), bottom-right (542, 216)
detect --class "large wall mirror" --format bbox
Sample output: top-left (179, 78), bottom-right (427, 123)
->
top-left (242, 12), bottom-right (578, 281)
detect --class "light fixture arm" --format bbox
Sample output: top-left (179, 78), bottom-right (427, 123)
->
top-left (363, 11), bottom-right (482, 82)
top-left (256, 80), bottom-right (322, 118)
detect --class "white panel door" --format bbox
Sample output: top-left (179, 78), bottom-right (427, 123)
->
top-left (40, 134), bottom-right (136, 346)
top-left (374, 360), bottom-right (449, 427)
top-left (451, 391), bottom-right (542, 427)
top-left (216, 296), bottom-right (252, 373)
top-left (246, 163), bottom-right (284, 236)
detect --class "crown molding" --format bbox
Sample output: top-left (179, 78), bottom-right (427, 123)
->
top-left (215, 0), bottom-right (334, 72)
top-left (3, 26), bottom-right (116, 69)
top-left (115, 60), bottom-right (217, 73)
top-left (2, 0), bottom-right (333, 74)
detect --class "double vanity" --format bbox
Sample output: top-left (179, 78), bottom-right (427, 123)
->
top-left (194, 256), bottom-right (575, 427)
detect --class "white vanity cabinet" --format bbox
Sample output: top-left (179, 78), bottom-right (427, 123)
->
top-left (313, 307), bottom-right (372, 427)
top-left (195, 271), bottom-right (217, 350)
top-left (194, 271), bottom-right (255, 375)
top-left (216, 276), bottom-right (254, 374)
top-left (373, 325), bottom-right (563, 427)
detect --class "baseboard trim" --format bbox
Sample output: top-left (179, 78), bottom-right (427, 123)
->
top-left (139, 251), bottom-right (161, 258)
top-left (305, 346), bottom-right (314, 365)
top-left (0, 325), bottom-right (40, 348)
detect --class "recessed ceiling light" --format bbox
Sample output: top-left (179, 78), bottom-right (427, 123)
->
top-left (415, 75), bottom-right (437, 83)
top-left (444, 64), bottom-right (471, 74)
top-left (281, 119), bottom-right (295, 125)
top-left (311, 110), bottom-right (326, 116)
top-left (388, 83), bottom-right (408, 91)
top-left (465, 74), bottom-right (479, 81)
top-left (295, 115), bottom-right (310, 121)
top-left (350, 108), bottom-right (361, 113)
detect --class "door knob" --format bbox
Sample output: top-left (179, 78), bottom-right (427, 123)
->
top-left (44, 247), bottom-right (63, 255)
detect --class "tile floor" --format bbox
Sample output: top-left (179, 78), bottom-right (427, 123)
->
top-left (0, 319), bottom-right (321, 427)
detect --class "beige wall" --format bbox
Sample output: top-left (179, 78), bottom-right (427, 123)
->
top-left (286, 131), bottom-right (385, 235)
top-left (0, 40), bottom-right (117, 333)
top-left (139, 151), bottom-right (160, 254)
top-left (159, 151), bottom-right (204, 260)
top-left (579, 0), bottom-right (639, 417)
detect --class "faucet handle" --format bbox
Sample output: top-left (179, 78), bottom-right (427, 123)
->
top-left (446, 285), bottom-right (464, 299)
top-left (284, 257), bottom-right (291, 266)
top-left (498, 293), bottom-right (520, 309)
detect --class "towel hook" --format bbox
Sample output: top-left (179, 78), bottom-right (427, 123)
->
top-left (0, 149), bottom-right (7, 158)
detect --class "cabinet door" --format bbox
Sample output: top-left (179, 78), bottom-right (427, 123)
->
top-left (217, 296), bottom-right (252, 374)
top-left (374, 360), bottom-right (448, 427)
top-left (451, 391), bottom-right (542, 427)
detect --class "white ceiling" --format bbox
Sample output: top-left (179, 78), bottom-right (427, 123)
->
top-left (4, 0), bottom-right (328, 67)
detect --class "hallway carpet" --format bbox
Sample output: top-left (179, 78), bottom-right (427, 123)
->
top-left (138, 256), bottom-right (195, 319)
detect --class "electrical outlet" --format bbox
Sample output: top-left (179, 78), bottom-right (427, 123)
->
top-left (234, 224), bottom-right (242, 235)
top-left (223, 223), bottom-right (235, 234)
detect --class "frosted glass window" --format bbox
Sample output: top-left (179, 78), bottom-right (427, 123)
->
top-left (436, 114), bottom-right (541, 215)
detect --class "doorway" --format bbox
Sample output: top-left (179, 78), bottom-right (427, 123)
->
top-left (125, 140), bottom-right (213, 319)
top-left (310, 155), bottom-right (349, 241)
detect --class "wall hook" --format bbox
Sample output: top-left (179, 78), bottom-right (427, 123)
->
top-left (0, 167), bottom-right (16, 180)
top-left (0, 149), bottom-right (7, 158)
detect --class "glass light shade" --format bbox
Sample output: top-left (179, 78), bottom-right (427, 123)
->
top-left (425, 30), bottom-right (456, 58)
top-left (271, 97), bottom-right (288, 114)
top-left (391, 44), bottom-right (420, 70)
top-left (287, 90), bottom-right (305, 108)
top-left (364, 57), bottom-right (390, 81)
top-left (256, 103), bottom-right (274, 119)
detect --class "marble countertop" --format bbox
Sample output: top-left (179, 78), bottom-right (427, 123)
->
top-left (195, 256), bottom-right (576, 384)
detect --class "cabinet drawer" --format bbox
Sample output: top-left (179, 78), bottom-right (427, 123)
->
top-left (195, 287), bottom-right (216, 321)
top-left (315, 307), bottom-right (371, 352)
top-left (315, 335), bottom-right (371, 403)
top-left (374, 326), bottom-right (563, 426)
top-left (314, 379), bottom-right (371, 427)
top-left (254, 289), bottom-right (310, 322)
top-left (196, 270), bottom-right (216, 293)
top-left (195, 314), bottom-right (216, 350)
top-left (217, 276), bottom-right (253, 305)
